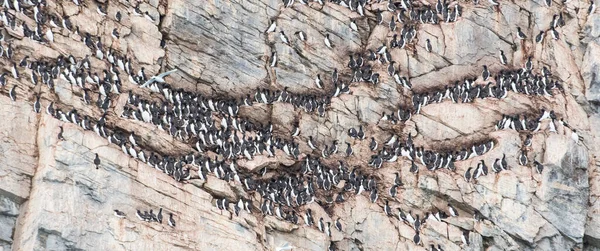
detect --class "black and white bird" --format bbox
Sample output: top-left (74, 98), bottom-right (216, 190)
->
top-left (425, 39), bottom-right (432, 52)
top-left (448, 204), bottom-right (459, 217)
top-left (280, 31), bottom-right (290, 45)
top-left (266, 19), bottom-right (277, 33)
top-left (315, 74), bottom-right (323, 89)
top-left (413, 231), bottom-right (421, 245)
top-left (464, 167), bottom-right (472, 182)
top-left (157, 208), bottom-right (163, 223)
top-left (11, 63), bottom-right (19, 79)
top-left (482, 65), bottom-right (490, 80)
top-left (499, 50), bottom-right (507, 65)
top-left (94, 153), bottom-right (101, 169)
top-left (369, 137), bottom-right (378, 151)
top-left (307, 136), bottom-right (317, 150)
top-left (9, 85), bottom-right (16, 101)
top-left (33, 96), bottom-right (41, 113)
top-left (461, 231), bottom-right (470, 246)
top-left (516, 27), bottom-right (527, 39)
top-left (571, 129), bottom-right (582, 143)
top-left (291, 124), bottom-right (300, 137)
top-left (113, 210), bottom-right (126, 218)
top-left (350, 19), bottom-right (358, 32)
top-left (168, 213), bottom-right (176, 227)
top-left (535, 31), bottom-right (545, 43)
top-left (318, 217), bottom-right (325, 232)
top-left (324, 34), bottom-right (333, 48)
top-left (295, 31), bottom-right (306, 41)
top-left (97, 4), bottom-right (108, 16)
top-left (534, 161), bottom-right (544, 174)
top-left (335, 218), bottom-right (342, 231)
top-left (345, 142), bottom-right (353, 156)
top-left (112, 28), bottom-right (120, 39)
top-left (551, 27), bottom-right (560, 40)
top-left (58, 126), bottom-right (65, 141)
top-left (518, 151), bottom-right (528, 166)
top-left (270, 52), bottom-right (277, 67)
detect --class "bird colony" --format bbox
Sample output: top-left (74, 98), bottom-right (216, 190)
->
top-left (0, 0), bottom-right (596, 250)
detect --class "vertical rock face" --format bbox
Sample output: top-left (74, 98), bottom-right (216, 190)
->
top-left (0, 0), bottom-right (599, 251)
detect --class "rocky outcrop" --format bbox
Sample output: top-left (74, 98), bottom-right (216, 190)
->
top-left (0, 0), bottom-right (599, 250)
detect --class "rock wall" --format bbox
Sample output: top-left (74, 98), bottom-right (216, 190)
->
top-left (0, 0), bottom-right (599, 250)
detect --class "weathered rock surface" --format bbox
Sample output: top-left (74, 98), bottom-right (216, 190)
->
top-left (0, 0), bottom-right (599, 250)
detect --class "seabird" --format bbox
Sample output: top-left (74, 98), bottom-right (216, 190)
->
top-left (112, 28), bottom-right (120, 39)
top-left (345, 142), bottom-right (353, 156)
top-left (9, 85), bottom-right (16, 101)
top-left (315, 74), bottom-right (323, 89)
top-left (448, 204), bottom-right (459, 217)
top-left (140, 69), bottom-right (178, 87)
top-left (325, 222), bottom-right (332, 237)
top-left (410, 161), bottom-right (418, 173)
top-left (291, 124), bottom-right (300, 136)
top-left (295, 31), bottom-right (306, 41)
top-left (464, 167), bottom-right (472, 182)
top-left (550, 27), bottom-right (560, 40)
top-left (384, 200), bottom-right (392, 216)
top-left (307, 136), bottom-right (317, 150)
top-left (369, 137), bottom-right (378, 151)
top-left (58, 126), bottom-right (65, 141)
top-left (425, 39), bottom-right (432, 52)
top-left (394, 172), bottom-right (403, 186)
top-left (114, 210), bottom-right (126, 218)
top-left (279, 31), bottom-right (290, 45)
top-left (357, 126), bottom-right (365, 139)
top-left (516, 27), bottom-right (527, 39)
top-left (94, 153), bottom-right (101, 169)
top-left (413, 231), bottom-right (421, 245)
top-left (0, 73), bottom-right (6, 86)
top-left (318, 217), bottom-right (324, 232)
top-left (135, 210), bottom-right (144, 221)
top-left (266, 19), bottom-right (277, 33)
top-left (270, 52), bottom-right (277, 67)
top-left (461, 231), bottom-right (470, 246)
top-left (571, 129), bottom-right (581, 143)
top-left (157, 208), bottom-right (163, 223)
top-left (350, 19), bottom-right (358, 32)
top-left (46, 102), bottom-right (55, 115)
top-left (524, 134), bottom-right (532, 147)
top-left (335, 218), bottom-right (342, 231)
top-left (324, 34), bottom-right (333, 48)
top-left (97, 4), bottom-right (107, 16)
top-left (482, 65), bottom-right (490, 80)
top-left (493, 158), bottom-right (502, 173)
top-left (33, 95), bottom-right (41, 113)
top-left (590, 2), bottom-right (597, 14)
top-left (370, 189), bottom-right (378, 203)
top-left (144, 12), bottom-right (155, 22)
top-left (499, 50), bottom-right (508, 65)
top-left (518, 151), bottom-right (528, 166)
top-left (168, 213), bottom-right (176, 227)
top-left (534, 161), bottom-right (544, 174)
top-left (535, 31), bottom-right (545, 43)
top-left (11, 63), bottom-right (19, 79)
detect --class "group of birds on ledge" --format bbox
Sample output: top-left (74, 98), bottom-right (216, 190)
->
top-left (0, 0), bottom-right (591, 249)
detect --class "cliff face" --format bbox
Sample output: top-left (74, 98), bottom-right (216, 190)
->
top-left (0, 0), bottom-right (600, 250)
